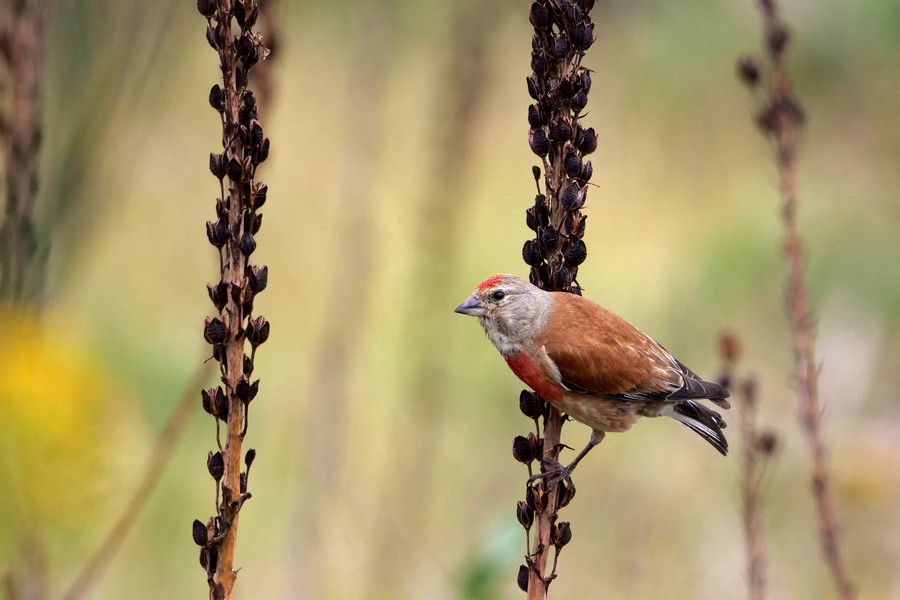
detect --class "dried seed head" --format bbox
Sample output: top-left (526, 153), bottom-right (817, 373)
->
top-left (737, 56), bottom-right (761, 87)
top-left (526, 206), bottom-right (539, 231)
top-left (564, 152), bottom-right (582, 177)
top-left (718, 331), bottom-right (741, 362)
top-left (522, 239), bottom-right (543, 266)
top-left (560, 183), bottom-right (584, 210)
top-left (209, 153), bottom-right (226, 179)
top-left (580, 160), bottom-right (593, 182)
top-left (246, 316), bottom-right (270, 346)
top-left (571, 89), bottom-right (588, 112)
top-left (756, 431), bottom-right (777, 455)
top-left (551, 118), bottom-right (573, 142)
top-left (529, 2), bottom-right (551, 28)
top-left (512, 435), bottom-right (536, 463)
top-left (527, 104), bottom-right (544, 128)
top-left (519, 390), bottom-right (542, 418)
top-left (517, 564), bottom-right (529, 592)
top-left (207, 281), bottom-right (228, 311)
top-left (528, 129), bottom-right (550, 157)
top-left (566, 239), bottom-right (588, 266)
top-left (557, 479), bottom-right (576, 508)
top-left (577, 126), bottom-right (598, 154)
top-left (248, 265), bottom-right (268, 293)
top-left (551, 267), bottom-right (572, 290)
top-left (197, 0), bottom-right (216, 18)
top-left (192, 519), bottom-right (209, 546)
top-left (767, 24), bottom-right (789, 57)
top-left (526, 75), bottom-right (540, 100)
top-left (516, 500), bottom-right (535, 529)
top-left (206, 218), bottom-right (228, 248)
top-left (252, 183), bottom-right (268, 209)
top-left (540, 226), bottom-right (559, 251)
top-left (226, 156), bottom-right (243, 181)
top-left (201, 388), bottom-right (216, 415)
top-left (245, 448), bottom-right (257, 467)
top-left (207, 451), bottom-right (225, 481)
top-left (555, 521), bottom-right (573, 548)
top-left (531, 53), bottom-right (549, 76)
top-left (208, 84), bottom-right (225, 112)
top-left (203, 317), bottom-right (228, 345)
top-left (239, 232), bottom-right (257, 256)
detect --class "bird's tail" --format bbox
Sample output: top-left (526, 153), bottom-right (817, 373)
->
top-left (665, 400), bottom-right (728, 456)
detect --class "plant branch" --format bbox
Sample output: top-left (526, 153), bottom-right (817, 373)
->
top-left (740, 3), bottom-right (855, 597)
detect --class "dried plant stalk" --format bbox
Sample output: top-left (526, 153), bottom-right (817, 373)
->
top-left (196, 1), bottom-right (271, 598)
top-left (718, 333), bottom-right (775, 600)
top-left (0, 0), bottom-right (46, 300)
top-left (516, 1), bottom-right (597, 597)
top-left (739, 2), bottom-right (855, 598)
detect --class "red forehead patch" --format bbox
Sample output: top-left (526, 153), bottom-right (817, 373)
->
top-left (476, 274), bottom-right (505, 290)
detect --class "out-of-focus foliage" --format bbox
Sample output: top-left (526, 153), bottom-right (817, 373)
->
top-left (4, 0), bottom-right (899, 598)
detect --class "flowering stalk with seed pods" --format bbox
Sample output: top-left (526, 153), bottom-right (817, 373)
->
top-left (195, 1), bottom-right (270, 598)
top-left (518, 0), bottom-right (596, 597)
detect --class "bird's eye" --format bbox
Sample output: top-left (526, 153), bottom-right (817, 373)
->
top-left (491, 290), bottom-right (506, 301)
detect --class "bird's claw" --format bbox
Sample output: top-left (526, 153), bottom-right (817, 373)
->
top-left (527, 459), bottom-right (572, 487)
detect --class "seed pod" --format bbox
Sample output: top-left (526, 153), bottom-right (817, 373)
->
top-left (526, 75), bottom-right (540, 100)
top-left (207, 281), bottom-right (228, 310)
top-left (560, 183), bottom-right (584, 210)
top-left (529, 2), bottom-right (550, 28)
top-left (522, 239), bottom-right (543, 266)
top-left (527, 104), bottom-right (544, 128)
top-left (246, 316), bottom-right (270, 347)
top-left (540, 226), bottom-right (558, 251)
top-left (556, 521), bottom-right (573, 548)
top-left (528, 129), bottom-right (550, 157)
top-left (566, 239), bottom-right (587, 266)
top-left (516, 500), bottom-right (535, 529)
top-left (248, 265), bottom-right (268, 293)
top-left (192, 519), bottom-right (209, 546)
top-left (517, 564), bottom-right (529, 592)
top-left (239, 233), bottom-right (257, 256)
top-left (226, 157), bottom-right (243, 181)
top-left (512, 435), bottom-right (535, 463)
top-left (577, 127), bottom-right (598, 154)
top-left (571, 89), bottom-right (588, 112)
top-left (737, 56), bottom-right (760, 87)
top-left (245, 448), bottom-right (257, 467)
top-left (551, 118), bottom-right (573, 142)
top-left (208, 84), bottom-right (225, 112)
top-left (519, 390), bottom-right (542, 418)
top-left (197, 0), bottom-right (215, 17)
top-left (203, 317), bottom-right (228, 345)
top-left (531, 54), bottom-right (548, 76)
top-left (207, 451), bottom-right (225, 481)
top-left (564, 152), bottom-right (582, 177)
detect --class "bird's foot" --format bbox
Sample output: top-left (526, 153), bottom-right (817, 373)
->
top-left (527, 458), bottom-right (572, 488)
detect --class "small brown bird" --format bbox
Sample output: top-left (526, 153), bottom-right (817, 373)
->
top-left (455, 274), bottom-right (730, 478)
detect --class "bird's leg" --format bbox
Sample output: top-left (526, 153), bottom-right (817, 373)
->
top-left (529, 430), bottom-right (605, 485)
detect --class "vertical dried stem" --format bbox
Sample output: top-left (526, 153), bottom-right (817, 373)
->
top-left (516, 1), bottom-right (597, 597)
top-left (0, 0), bottom-right (46, 300)
top-left (740, 3), bottom-right (855, 598)
top-left (718, 333), bottom-right (774, 600)
top-left (196, 1), bottom-right (271, 598)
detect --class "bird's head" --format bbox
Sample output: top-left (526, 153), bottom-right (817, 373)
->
top-left (454, 274), bottom-right (551, 352)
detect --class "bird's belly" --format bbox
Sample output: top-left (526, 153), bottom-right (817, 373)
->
top-left (505, 353), bottom-right (564, 401)
top-left (550, 393), bottom-right (640, 433)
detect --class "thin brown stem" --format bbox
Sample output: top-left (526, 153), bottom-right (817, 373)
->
top-left (741, 3), bottom-right (856, 597)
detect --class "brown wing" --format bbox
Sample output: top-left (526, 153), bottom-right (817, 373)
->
top-left (534, 292), bottom-right (685, 399)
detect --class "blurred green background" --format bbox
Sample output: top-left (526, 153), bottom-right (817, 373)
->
top-left (3, 0), bottom-right (900, 598)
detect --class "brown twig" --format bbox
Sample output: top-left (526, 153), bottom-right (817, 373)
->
top-left (718, 333), bottom-right (775, 600)
top-left (517, 1), bottom-right (597, 596)
top-left (61, 363), bottom-right (214, 600)
top-left (0, 0), bottom-right (46, 300)
top-left (739, 3), bottom-right (855, 598)
top-left (196, 1), bottom-right (271, 598)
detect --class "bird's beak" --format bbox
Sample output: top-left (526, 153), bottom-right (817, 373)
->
top-left (454, 294), bottom-right (485, 317)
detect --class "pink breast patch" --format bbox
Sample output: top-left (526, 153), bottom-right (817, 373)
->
top-left (505, 352), bottom-right (564, 401)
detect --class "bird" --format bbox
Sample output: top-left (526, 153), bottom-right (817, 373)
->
top-left (454, 273), bottom-right (730, 479)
